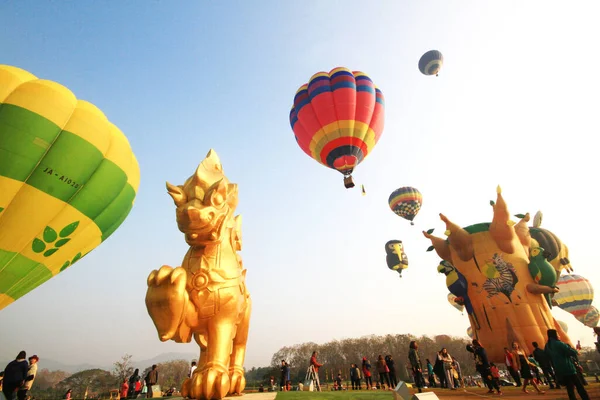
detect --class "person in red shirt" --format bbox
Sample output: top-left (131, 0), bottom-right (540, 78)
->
top-left (310, 352), bottom-right (323, 391)
top-left (504, 347), bottom-right (522, 386)
top-left (135, 378), bottom-right (142, 397)
top-left (120, 379), bottom-right (129, 400)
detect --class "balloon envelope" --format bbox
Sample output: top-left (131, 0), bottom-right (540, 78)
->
top-left (554, 274), bottom-right (594, 319)
top-left (447, 293), bottom-right (464, 313)
top-left (557, 320), bottom-right (569, 333)
top-left (289, 67), bottom-right (385, 180)
top-left (578, 306), bottom-right (599, 328)
top-left (388, 187), bottom-right (423, 222)
top-left (467, 326), bottom-right (474, 338)
top-left (0, 65), bottom-right (140, 310)
top-left (418, 50), bottom-right (444, 76)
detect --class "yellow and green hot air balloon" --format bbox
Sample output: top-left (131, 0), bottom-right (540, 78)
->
top-left (0, 65), bottom-right (140, 310)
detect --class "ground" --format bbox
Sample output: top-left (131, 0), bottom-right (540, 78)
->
top-left (271, 382), bottom-right (600, 399)
top-left (162, 382), bottom-right (600, 399)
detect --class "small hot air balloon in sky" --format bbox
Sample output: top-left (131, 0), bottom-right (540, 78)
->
top-left (388, 186), bottom-right (423, 225)
top-left (385, 239), bottom-right (408, 277)
top-left (289, 67), bottom-right (385, 189)
top-left (466, 326), bottom-right (474, 338)
top-left (533, 210), bottom-right (543, 228)
top-left (0, 65), bottom-right (140, 310)
top-left (554, 274), bottom-right (594, 320)
top-left (447, 293), bottom-right (465, 313)
top-left (418, 50), bottom-right (444, 76)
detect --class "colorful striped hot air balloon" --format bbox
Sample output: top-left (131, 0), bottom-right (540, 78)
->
top-left (553, 274), bottom-right (594, 320)
top-left (418, 50), bottom-right (444, 76)
top-left (578, 305), bottom-right (599, 328)
top-left (388, 186), bottom-right (423, 225)
top-left (289, 67), bottom-right (385, 189)
top-left (0, 65), bottom-right (140, 310)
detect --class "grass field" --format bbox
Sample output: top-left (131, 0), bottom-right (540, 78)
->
top-left (274, 391), bottom-right (392, 399)
top-left (273, 382), bottom-right (600, 399)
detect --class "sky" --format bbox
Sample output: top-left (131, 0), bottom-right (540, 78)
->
top-left (1, 1), bottom-right (600, 369)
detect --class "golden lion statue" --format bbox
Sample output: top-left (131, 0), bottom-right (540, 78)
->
top-left (145, 149), bottom-right (251, 400)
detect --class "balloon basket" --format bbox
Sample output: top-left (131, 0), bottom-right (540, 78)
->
top-left (410, 222), bottom-right (414, 226)
top-left (343, 176), bottom-right (355, 189)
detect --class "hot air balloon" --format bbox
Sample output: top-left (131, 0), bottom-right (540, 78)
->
top-left (289, 67), bottom-right (385, 189)
top-left (0, 65), bottom-right (140, 310)
top-left (447, 293), bottom-right (465, 313)
top-left (578, 306), bottom-right (599, 328)
top-left (553, 274), bottom-right (594, 320)
top-left (418, 50), bottom-right (444, 76)
top-left (388, 187), bottom-right (423, 225)
top-left (533, 211), bottom-right (543, 228)
top-left (385, 239), bottom-right (408, 277)
top-left (467, 326), bottom-right (474, 338)
top-left (557, 320), bottom-right (569, 333)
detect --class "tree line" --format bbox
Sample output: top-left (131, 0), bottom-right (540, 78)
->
top-left (28, 355), bottom-right (189, 399)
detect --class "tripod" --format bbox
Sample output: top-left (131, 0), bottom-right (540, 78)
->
top-left (305, 365), bottom-right (321, 392)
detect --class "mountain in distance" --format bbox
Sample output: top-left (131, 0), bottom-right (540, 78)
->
top-left (0, 352), bottom-right (197, 374)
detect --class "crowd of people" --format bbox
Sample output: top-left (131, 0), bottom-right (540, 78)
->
top-left (119, 365), bottom-right (160, 400)
top-left (288, 329), bottom-right (592, 400)
top-left (409, 330), bottom-right (591, 399)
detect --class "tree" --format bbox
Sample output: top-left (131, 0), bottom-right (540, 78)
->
top-left (141, 360), bottom-right (190, 390)
top-left (113, 354), bottom-right (134, 383)
top-left (33, 369), bottom-right (71, 390)
top-left (55, 369), bottom-right (115, 398)
top-left (266, 333), bottom-right (478, 387)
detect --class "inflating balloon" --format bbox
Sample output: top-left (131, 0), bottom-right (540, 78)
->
top-left (554, 274), bottom-right (594, 320)
top-left (424, 186), bottom-right (573, 363)
top-left (418, 50), bottom-right (444, 76)
top-left (467, 326), bottom-right (474, 338)
top-left (447, 293), bottom-right (465, 313)
top-left (388, 187), bottom-right (422, 225)
top-left (0, 65), bottom-right (140, 310)
top-left (385, 240), bottom-right (408, 277)
top-left (289, 67), bottom-right (385, 189)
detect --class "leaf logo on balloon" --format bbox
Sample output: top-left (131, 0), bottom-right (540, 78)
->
top-left (31, 221), bottom-right (80, 257)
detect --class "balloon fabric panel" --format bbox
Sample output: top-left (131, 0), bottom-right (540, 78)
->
top-left (0, 65), bottom-right (140, 310)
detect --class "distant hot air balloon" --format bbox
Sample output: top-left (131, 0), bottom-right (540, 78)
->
top-left (554, 274), bottom-right (594, 320)
top-left (578, 306), bottom-right (600, 328)
top-left (385, 239), bottom-right (408, 277)
top-left (556, 320), bottom-right (569, 333)
top-left (0, 65), bottom-right (140, 310)
top-left (533, 211), bottom-right (543, 228)
top-left (388, 187), bottom-right (423, 225)
top-left (289, 67), bottom-right (385, 189)
top-left (467, 326), bottom-right (474, 338)
top-left (418, 50), bottom-right (444, 76)
top-left (447, 293), bottom-right (465, 313)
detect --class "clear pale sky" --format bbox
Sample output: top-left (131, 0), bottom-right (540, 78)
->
top-left (1, 1), bottom-right (599, 369)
